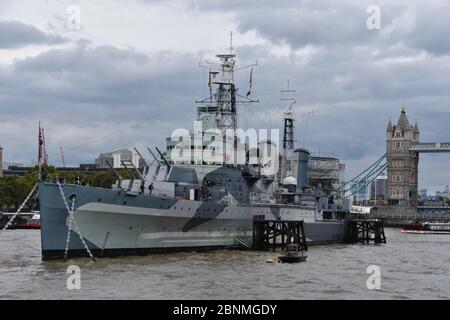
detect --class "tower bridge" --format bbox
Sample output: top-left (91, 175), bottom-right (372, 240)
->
top-left (344, 107), bottom-right (449, 215)
top-left (385, 107), bottom-right (450, 208)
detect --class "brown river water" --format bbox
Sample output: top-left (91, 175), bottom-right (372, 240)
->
top-left (0, 228), bottom-right (449, 299)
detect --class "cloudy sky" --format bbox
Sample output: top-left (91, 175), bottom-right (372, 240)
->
top-left (1, 0), bottom-right (449, 193)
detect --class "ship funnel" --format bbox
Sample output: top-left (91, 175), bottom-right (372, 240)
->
top-left (294, 148), bottom-right (310, 190)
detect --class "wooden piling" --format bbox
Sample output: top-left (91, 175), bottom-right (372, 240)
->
top-left (252, 218), bottom-right (308, 252)
top-left (345, 219), bottom-right (386, 244)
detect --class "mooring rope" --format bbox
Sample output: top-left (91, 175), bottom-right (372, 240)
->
top-left (63, 196), bottom-right (76, 261)
top-left (56, 181), bottom-right (96, 262)
top-left (0, 183), bottom-right (38, 235)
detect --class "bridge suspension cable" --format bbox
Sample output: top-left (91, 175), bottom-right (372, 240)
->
top-left (343, 154), bottom-right (387, 199)
top-left (344, 153), bottom-right (386, 187)
top-left (344, 165), bottom-right (387, 199)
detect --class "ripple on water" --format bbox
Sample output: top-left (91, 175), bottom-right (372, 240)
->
top-left (1, 228), bottom-right (450, 299)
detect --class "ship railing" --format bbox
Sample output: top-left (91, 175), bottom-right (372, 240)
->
top-left (369, 211), bottom-right (450, 221)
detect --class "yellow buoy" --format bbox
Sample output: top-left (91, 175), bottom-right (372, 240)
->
top-left (266, 257), bottom-right (276, 263)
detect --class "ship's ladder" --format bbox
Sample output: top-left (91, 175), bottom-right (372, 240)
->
top-left (233, 235), bottom-right (253, 249)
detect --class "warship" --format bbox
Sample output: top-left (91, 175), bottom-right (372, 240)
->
top-left (38, 44), bottom-right (349, 260)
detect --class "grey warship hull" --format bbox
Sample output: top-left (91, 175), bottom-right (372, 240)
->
top-left (39, 182), bottom-right (346, 260)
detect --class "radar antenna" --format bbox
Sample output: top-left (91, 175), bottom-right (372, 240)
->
top-left (281, 80), bottom-right (296, 181)
top-left (197, 32), bottom-right (258, 132)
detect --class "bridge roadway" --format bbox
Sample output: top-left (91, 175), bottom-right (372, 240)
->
top-left (353, 206), bottom-right (450, 226)
top-left (409, 142), bottom-right (450, 153)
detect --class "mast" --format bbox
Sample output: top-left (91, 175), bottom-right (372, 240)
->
top-left (38, 122), bottom-right (43, 181)
top-left (196, 33), bottom-right (258, 134)
top-left (281, 80), bottom-right (296, 181)
top-left (38, 122), bottom-right (48, 181)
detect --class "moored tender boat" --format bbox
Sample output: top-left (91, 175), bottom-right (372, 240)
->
top-left (278, 243), bottom-right (307, 263)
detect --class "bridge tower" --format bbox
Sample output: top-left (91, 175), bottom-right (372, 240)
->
top-left (386, 107), bottom-right (420, 207)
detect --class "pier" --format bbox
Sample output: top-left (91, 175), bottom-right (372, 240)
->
top-left (252, 219), bottom-right (308, 252)
top-left (345, 219), bottom-right (386, 244)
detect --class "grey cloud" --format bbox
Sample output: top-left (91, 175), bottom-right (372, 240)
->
top-left (187, 0), bottom-right (450, 56)
top-left (3, 40), bottom-right (450, 182)
top-left (0, 20), bottom-right (67, 49)
top-left (0, 44), bottom-right (205, 166)
top-left (2, 7), bottom-right (450, 191)
top-left (187, 0), bottom-right (395, 47)
top-left (406, 6), bottom-right (450, 55)
top-left (233, 42), bottom-right (450, 168)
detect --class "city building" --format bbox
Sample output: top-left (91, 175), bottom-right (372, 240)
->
top-left (350, 178), bottom-right (369, 202)
top-left (2, 162), bottom-right (24, 171)
top-left (436, 186), bottom-right (450, 199)
top-left (95, 149), bottom-right (142, 169)
top-left (369, 173), bottom-right (388, 202)
top-left (386, 107), bottom-right (419, 207)
top-left (419, 188), bottom-right (428, 201)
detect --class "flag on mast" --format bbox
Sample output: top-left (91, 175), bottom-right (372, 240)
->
top-left (246, 67), bottom-right (253, 97)
top-left (38, 122), bottom-right (43, 165)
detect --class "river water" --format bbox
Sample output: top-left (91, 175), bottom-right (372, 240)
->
top-left (0, 228), bottom-right (449, 300)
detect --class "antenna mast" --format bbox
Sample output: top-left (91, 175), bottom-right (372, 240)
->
top-left (229, 31), bottom-right (233, 54)
top-left (37, 122), bottom-right (48, 180)
top-left (281, 80), bottom-right (296, 181)
top-left (197, 32), bottom-right (258, 133)
top-left (38, 122), bottom-right (42, 181)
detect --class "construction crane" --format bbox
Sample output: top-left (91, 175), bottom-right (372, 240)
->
top-left (60, 146), bottom-right (66, 168)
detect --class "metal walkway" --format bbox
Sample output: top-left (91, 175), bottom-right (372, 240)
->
top-left (409, 142), bottom-right (450, 153)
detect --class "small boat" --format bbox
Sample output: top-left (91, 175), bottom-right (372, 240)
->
top-left (278, 243), bottom-right (307, 263)
top-left (15, 212), bottom-right (41, 230)
top-left (401, 221), bottom-right (450, 235)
